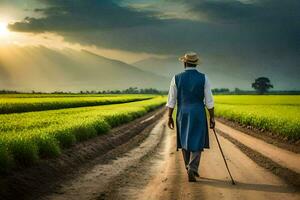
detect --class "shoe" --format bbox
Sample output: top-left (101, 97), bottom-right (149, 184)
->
top-left (186, 168), bottom-right (200, 178)
top-left (188, 170), bottom-right (196, 182)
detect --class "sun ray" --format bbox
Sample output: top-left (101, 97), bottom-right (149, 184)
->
top-left (0, 22), bottom-right (9, 37)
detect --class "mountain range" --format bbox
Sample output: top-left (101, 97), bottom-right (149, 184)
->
top-left (133, 55), bottom-right (300, 90)
top-left (0, 45), bottom-right (299, 92)
top-left (0, 45), bottom-right (169, 92)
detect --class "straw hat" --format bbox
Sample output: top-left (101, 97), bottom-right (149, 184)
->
top-left (179, 52), bottom-right (200, 65)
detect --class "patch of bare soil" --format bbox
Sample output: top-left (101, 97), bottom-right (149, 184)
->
top-left (217, 117), bottom-right (300, 153)
top-left (116, 128), bottom-right (300, 200)
top-left (43, 114), bottom-right (168, 200)
top-left (95, 119), bottom-right (170, 200)
top-left (216, 128), bottom-right (300, 188)
top-left (0, 107), bottom-right (166, 200)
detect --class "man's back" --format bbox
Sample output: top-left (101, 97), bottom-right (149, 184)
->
top-left (175, 70), bottom-right (206, 106)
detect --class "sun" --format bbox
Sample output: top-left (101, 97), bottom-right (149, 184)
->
top-left (0, 22), bottom-right (9, 37)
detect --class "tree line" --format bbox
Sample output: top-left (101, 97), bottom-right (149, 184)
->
top-left (0, 87), bottom-right (167, 94)
top-left (1, 77), bottom-right (299, 95)
top-left (79, 87), bottom-right (165, 94)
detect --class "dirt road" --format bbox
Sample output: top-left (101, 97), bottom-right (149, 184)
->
top-left (138, 128), bottom-right (299, 200)
top-left (216, 121), bottom-right (300, 174)
top-left (40, 113), bottom-right (299, 200)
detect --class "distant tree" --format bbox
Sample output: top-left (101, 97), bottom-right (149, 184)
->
top-left (0, 89), bottom-right (19, 94)
top-left (234, 88), bottom-right (242, 94)
top-left (212, 88), bottom-right (230, 94)
top-left (124, 87), bottom-right (139, 94)
top-left (140, 88), bottom-right (160, 94)
top-left (251, 77), bottom-right (273, 94)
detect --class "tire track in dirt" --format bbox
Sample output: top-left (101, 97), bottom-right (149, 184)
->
top-left (215, 121), bottom-right (300, 174)
top-left (0, 107), bottom-right (166, 200)
top-left (42, 114), bottom-right (168, 200)
top-left (118, 127), bottom-right (300, 200)
top-left (8, 109), bottom-right (299, 200)
top-left (216, 128), bottom-right (300, 187)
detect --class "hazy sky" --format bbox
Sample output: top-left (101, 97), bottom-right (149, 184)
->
top-left (0, 0), bottom-right (299, 89)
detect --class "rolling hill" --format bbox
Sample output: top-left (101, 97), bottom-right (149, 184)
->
top-left (133, 55), bottom-right (300, 90)
top-left (0, 45), bottom-right (169, 92)
top-left (132, 56), bottom-right (183, 78)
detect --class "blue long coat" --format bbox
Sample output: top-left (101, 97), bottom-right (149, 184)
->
top-left (175, 69), bottom-right (210, 152)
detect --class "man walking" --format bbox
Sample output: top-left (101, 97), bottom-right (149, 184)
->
top-left (166, 52), bottom-right (215, 182)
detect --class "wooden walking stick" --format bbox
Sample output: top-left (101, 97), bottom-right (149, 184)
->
top-left (212, 128), bottom-right (236, 185)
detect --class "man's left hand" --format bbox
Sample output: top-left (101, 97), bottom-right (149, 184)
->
top-left (210, 117), bottom-right (215, 129)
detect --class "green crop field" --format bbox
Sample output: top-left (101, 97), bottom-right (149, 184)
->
top-left (0, 95), bottom-right (165, 172)
top-left (2, 94), bottom-right (299, 173)
top-left (214, 95), bottom-right (300, 141)
top-left (0, 94), bottom-right (154, 114)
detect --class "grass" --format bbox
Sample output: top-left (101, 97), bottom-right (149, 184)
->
top-left (0, 94), bottom-right (154, 114)
top-left (0, 96), bottom-right (166, 172)
top-left (214, 95), bottom-right (300, 141)
top-left (214, 95), bottom-right (300, 105)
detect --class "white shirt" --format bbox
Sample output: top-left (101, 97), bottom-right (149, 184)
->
top-left (166, 67), bottom-right (214, 109)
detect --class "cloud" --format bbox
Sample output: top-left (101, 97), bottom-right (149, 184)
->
top-left (8, 0), bottom-right (162, 32)
top-left (176, 0), bottom-right (300, 46)
top-left (175, 0), bottom-right (300, 54)
top-left (173, 0), bottom-right (300, 22)
top-left (187, 0), bottom-right (259, 22)
top-left (6, 0), bottom-right (300, 89)
top-left (8, 0), bottom-right (300, 55)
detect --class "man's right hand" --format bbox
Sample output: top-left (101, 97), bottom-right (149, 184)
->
top-left (168, 117), bottom-right (175, 129)
top-left (210, 117), bottom-right (215, 129)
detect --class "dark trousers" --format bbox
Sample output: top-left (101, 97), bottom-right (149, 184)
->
top-left (182, 149), bottom-right (202, 173)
